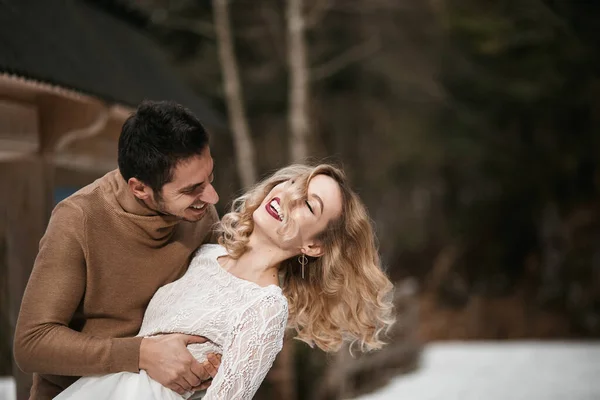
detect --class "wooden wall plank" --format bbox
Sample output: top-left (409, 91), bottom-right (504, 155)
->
top-left (0, 158), bottom-right (53, 400)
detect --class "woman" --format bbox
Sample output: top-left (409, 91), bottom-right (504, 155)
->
top-left (56, 163), bottom-right (395, 400)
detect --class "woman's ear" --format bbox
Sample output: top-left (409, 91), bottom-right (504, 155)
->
top-left (302, 242), bottom-right (324, 258)
top-left (128, 177), bottom-right (152, 200)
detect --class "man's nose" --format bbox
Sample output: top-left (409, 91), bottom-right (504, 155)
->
top-left (200, 183), bottom-right (219, 205)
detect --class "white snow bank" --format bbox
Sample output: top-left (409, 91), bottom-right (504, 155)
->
top-left (0, 376), bottom-right (15, 400)
top-left (354, 341), bottom-right (600, 400)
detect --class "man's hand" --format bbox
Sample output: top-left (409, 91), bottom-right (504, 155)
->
top-left (191, 353), bottom-right (221, 392)
top-left (140, 334), bottom-right (221, 396)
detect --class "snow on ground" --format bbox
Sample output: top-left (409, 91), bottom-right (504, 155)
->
top-left (1, 342), bottom-right (598, 400)
top-left (0, 376), bottom-right (15, 400)
top-left (354, 341), bottom-right (600, 400)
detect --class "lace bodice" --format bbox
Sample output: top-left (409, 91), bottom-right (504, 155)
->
top-left (138, 244), bottom-right (288, 399)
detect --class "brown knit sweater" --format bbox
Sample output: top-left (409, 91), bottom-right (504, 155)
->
top-left (13, 170), bottom-right (219, 399)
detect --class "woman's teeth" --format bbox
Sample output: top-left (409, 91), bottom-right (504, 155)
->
top-left (270, 200), bottom-right (283, 221)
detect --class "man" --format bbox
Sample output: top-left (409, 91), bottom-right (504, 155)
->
top-left (14, 100), bottom-right (222, 399)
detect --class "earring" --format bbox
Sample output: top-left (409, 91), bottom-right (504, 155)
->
top-left (298, 254), bottom-right (308, 279)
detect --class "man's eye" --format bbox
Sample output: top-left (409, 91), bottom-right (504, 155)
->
top-left (306, 201), bottom-right (314, 214)
top-left (184, 186), bottom-right (200, 195)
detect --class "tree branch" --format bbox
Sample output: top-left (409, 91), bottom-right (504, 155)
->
top-left (260, 4), bottom-right (286, 64)
top-left (151, 11), bottom-right (215, 39)
top-left (306, 0), bottom-right (332, 28)
top-left (311, 36), bottom-right (380, 81)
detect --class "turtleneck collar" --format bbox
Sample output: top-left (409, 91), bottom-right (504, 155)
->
top-left (104, 170), bottom-right (183, 244)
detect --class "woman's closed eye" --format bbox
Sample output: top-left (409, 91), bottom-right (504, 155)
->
top-left (306, 201), bottom-right (314, 214)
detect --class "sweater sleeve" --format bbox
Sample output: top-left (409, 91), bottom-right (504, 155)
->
top-left (13, 200), bottom-right (142, 376)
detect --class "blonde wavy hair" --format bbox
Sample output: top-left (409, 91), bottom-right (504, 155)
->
top-left (218, 164), bottom-right (395, 352)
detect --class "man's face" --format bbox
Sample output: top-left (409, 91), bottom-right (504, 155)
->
top-left (151, 147), bottom-right (219, 222)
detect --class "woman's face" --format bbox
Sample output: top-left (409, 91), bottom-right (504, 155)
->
top-left (253, 174), bottom-right (343, 255)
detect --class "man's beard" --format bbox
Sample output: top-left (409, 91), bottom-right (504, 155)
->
top-left (143, 195), bottom-right (178, 218)
top-left (149, 195), bottom-right (206, 222)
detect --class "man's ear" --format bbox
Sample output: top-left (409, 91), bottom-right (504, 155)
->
top-left (128, 177), bottom-right (152, 200)
top-left (302, 242), bottom-right (324, 258)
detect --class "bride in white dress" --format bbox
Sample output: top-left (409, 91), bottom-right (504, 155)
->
top-left (56, 164), bottom-right (395, 400)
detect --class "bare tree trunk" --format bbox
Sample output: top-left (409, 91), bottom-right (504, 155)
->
top-left (262, 2), bottom-right (311, 398)
top-left (287, 0), bottom-right (310, 162)
top-left (266, 336), bottom-right (296, 400)
top-left (213, 0), bottom-right (257, 188)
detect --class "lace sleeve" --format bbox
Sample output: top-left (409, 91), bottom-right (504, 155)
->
top-left (203, 292), bottom-right (288, 400)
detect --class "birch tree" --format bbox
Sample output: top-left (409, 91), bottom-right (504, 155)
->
top-left (287, 0), bottom-right (310, 162)
top-left (213, 0), bottom-right (257, 188)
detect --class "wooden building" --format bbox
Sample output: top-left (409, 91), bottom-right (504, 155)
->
top-left (0, 1), bottom-right (222, 398)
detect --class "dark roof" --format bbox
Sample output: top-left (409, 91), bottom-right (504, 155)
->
top-left (0, 0), bottom-right (223, 129)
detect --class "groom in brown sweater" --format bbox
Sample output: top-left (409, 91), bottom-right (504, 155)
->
top-left (14, 101), bottom-right (223, 399)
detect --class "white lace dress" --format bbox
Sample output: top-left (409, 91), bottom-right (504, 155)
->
top-left (55, 244), bottom-right (289, 400)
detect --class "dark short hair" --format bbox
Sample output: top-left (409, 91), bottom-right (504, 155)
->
top-left (118, 100), bottom-right (210, 193)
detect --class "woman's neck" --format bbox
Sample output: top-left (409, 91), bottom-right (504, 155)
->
top-left (220, 233), bottom-right (295, 286)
